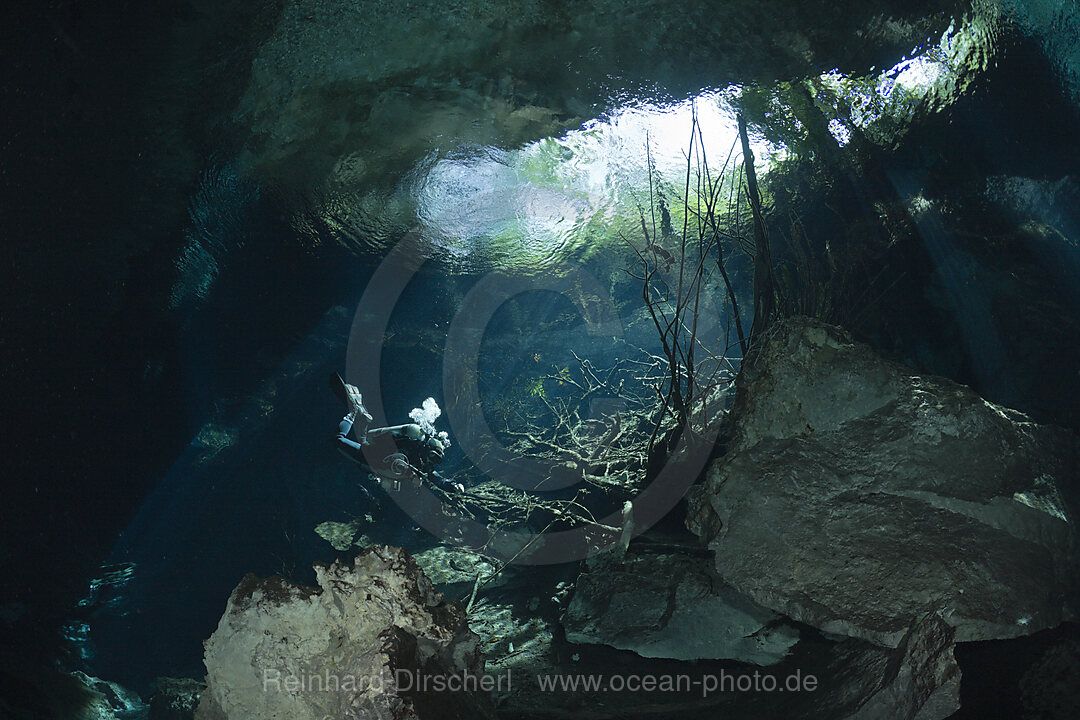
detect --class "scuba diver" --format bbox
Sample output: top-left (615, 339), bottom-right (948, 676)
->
top-left (331, 373), bottom-right (465, 493)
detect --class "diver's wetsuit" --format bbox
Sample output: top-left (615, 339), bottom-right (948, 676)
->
top-left (336, 412), bottom-right (461, 492)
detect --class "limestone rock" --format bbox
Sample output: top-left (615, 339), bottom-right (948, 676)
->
top-left (783, 612), bottom-right (960, 720)
top-left (412, 546), bottom-right (505, 593)
top-left (466, 601), bottom-right (554, 710)
top-left (230, 0), bottom-right (958, 192)
top-left (687, 317), bottom-right (1079, 647)
top-left (195, 545), bottom-right (495, 720)
top-left (149, 678), bottom-right (204, 720)
top-left (840, 612), bottom-right (960, 720)
top-left (562, 551), bottom-right (799, 665)
top-left (314, 520), bottom-right (361, 552)
top-left (68, 671), bottom-right (145, 720)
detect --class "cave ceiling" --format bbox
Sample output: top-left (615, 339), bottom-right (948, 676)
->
top-left (222, 0), bottom-right (966, 193)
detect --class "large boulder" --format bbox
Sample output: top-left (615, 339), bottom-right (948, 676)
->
top-left (195, 546), bottom-right (495, 720)
top-left (687, 317), bottom-right (1079, 647)
top-left (825, 612), bottom-right (961, 720)
top-left (562, 551), bottom-right (799, 664)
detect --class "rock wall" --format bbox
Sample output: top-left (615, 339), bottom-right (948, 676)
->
top-left (687, 317), bottom-right (1079, 647)
top-left (195, 546), bottom-right (494, 720)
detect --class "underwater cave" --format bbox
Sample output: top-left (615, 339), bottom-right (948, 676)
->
top-left (2, 0), bottom-right (1079, 718)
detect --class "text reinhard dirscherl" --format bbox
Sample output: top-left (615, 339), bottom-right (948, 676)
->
top-left (262, 668), bottom-right (819, 697)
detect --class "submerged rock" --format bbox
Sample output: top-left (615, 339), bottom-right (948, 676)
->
top-left (313, 520), bottom-right (362, 552)
top-left (820, 612), bottom-right (961, 720)
top-left (195, 546), bottom-right (495, 720)
top-left (149, 678), bottom-right (204, 720)
top-left (67, 671), bottom-right (146, 720)
top-left (412, 546), bottom-right (505, 594)
top-left (562, 551), bottom-right (799, 665)
top-left (466, 600), bottom-right (555, 710)
top-left (687, 317), bottom-right (1079, 647)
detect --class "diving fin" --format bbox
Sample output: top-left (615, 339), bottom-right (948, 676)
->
top-left (330, 372), bottom-right (350, 406)
top-left (331, 372), bottom-right (371, 421)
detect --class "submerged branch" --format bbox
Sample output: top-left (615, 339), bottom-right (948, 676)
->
top-left (739, 113), bottom-right (775, 342)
